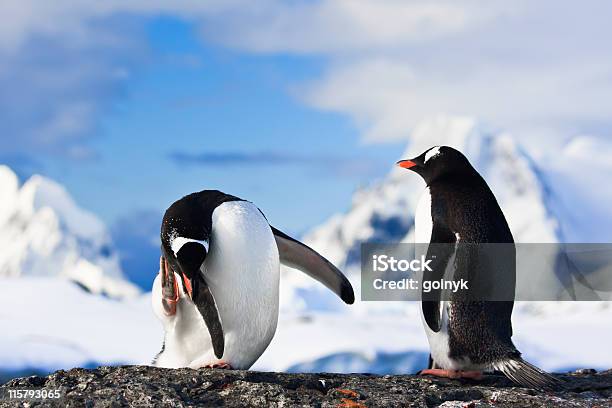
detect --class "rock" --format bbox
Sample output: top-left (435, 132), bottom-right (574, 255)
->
top-left (1, 366), bottom-right (611, 407)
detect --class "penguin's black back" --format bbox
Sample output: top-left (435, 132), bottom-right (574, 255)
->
top-left (429, 172), bottom-right (513, 244)
top-left (429, 172), bottom-right (517, 364)
top-left (161, 190), bottom-right (244, 256)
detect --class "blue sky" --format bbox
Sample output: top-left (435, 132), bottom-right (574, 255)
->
top-left (58, 17), bottom-right (400, 234)
top-left (2, 0), bottom-right (612, 238)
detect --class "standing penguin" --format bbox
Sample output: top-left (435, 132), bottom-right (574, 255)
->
top-left (152, 190), bottom-right (354, 370)
top-left (397, 146), bottom-right (559, 389)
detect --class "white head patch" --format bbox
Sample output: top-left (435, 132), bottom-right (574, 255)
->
top-left (171, 236), bottom-right (209, 257)
top-left (424, 146), bottom-right (441, 163)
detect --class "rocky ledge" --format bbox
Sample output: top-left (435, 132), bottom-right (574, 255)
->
top-left (1, 366), bottom-right (611, 407)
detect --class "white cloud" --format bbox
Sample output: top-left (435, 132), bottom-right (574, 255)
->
top-left (0, 1), bottom-right (234, 53)
top-left (286, 1), bottom-right (612, 146)
top-left (300, 56), bottom-right (612, 143)
top-left (2, 0), bottom-right (612, 157)
top-left (0, 0), bottom-right (247, 158)
top-left (199, 0), bottom-right (511, 55)
top-left (194, 0), bottom-right (612, 146)
top-left (562, 135), bottom-right (612, 169)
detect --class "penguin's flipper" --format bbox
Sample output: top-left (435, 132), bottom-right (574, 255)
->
top-left (422, 223), bottom-right (456, 332)
top-left (493, 357), bottom-right (563, 390)
top-left (271, 226), bottom-right (355, 304)
top-left (192, 274), bottom-right (225, 359)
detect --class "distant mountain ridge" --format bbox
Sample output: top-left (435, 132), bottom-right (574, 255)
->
top-left (0, 165), bottom-right (139, 298)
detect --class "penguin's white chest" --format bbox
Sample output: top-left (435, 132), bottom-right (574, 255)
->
top-left (153, 201), bottom-right (280, 369)
top-left (414, 187), bottom-right (433, 244)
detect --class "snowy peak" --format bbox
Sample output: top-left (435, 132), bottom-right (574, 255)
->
top-left (0, 165), bottom-right (139, 298)
top-left (0, 165), bottom-right (20, 226)
top-left (17, 175), bottom-right (107, 240)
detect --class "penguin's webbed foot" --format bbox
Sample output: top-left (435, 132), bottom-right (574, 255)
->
top-left (420, 369), bottom-right (484, 380)
top-left (160, 256), bottom-right (179, 316)
top-left (203, 361), bottom-right (232, 370)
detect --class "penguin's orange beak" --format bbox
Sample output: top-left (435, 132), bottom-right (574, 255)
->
top-left (396, 160), bottom-right (417, 169)
top-left (182, 272), bottom-right (193, 299)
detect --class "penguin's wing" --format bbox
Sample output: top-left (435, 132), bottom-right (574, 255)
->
top-left (271, 226), bottom-right (355, 304)
top-left (192, 274), bottom-right (225, 359)
top-left (422, 223), bottom-right (456, 332)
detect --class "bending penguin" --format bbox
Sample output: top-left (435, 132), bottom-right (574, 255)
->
top-left (397, 146), bottom-right (560, 389)
top-left (151, 190), bottom-right (354, 370)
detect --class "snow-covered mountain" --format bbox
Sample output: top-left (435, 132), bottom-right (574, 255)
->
top-left (0, 165), bottom-right (139, 298)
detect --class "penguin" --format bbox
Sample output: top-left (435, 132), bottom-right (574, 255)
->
top-left (151, 190), bottom-right (354, 370)
top-left (397, 146), bottom-right (560, 389)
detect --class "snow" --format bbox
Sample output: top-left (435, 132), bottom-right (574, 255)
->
top-left (0, 278), bottom-right (157, 371)
top-left (542, 135), bottom-right (612, 243)
top-left (0, 166), bottom-right (19, 226)
top-left (17, 175), bottom-right (106, 240)
top-left (0, 167), bottom-right (139, 298)
top-left (0, 278), bottom-right (609, 376)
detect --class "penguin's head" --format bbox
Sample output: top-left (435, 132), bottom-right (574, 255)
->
top-left (396, 145), bottom-right (474, 184)
top-left (161, 196), bottom-right (211, 301)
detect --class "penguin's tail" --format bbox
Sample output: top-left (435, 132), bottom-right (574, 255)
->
top-left (492, 357), bottom-right (563, 390)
